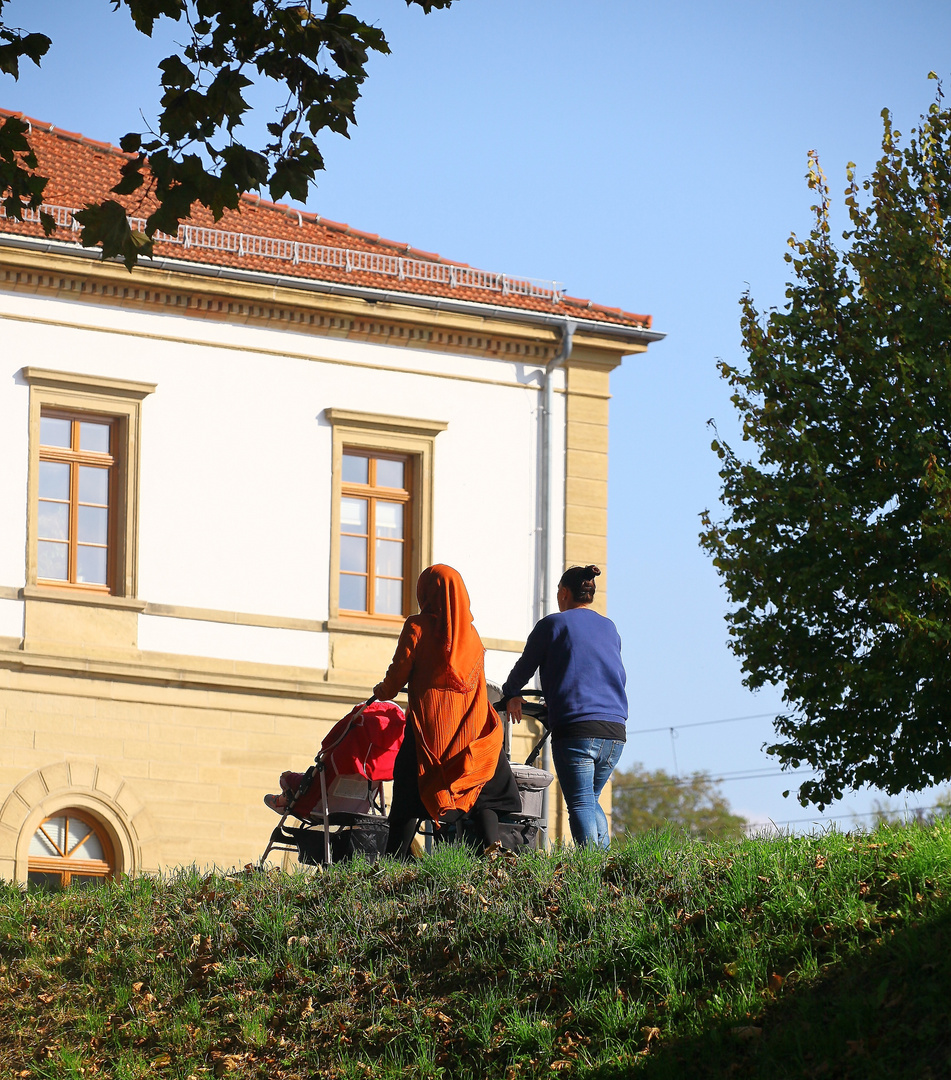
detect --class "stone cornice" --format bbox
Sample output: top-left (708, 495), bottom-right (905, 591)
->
top-left (0, 242), bottom-right (643, 366)
top-left (0, 637), bottom-right (365, 703)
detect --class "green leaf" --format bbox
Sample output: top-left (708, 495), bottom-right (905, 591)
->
top-left (74, 199), bottom-right (153, 271)
top-left (111, 156), bottom-right (147, 196)
top-left (0, 30), bottom-right (51, 78)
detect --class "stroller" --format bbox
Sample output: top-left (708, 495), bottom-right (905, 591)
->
top-left (261, 694), bottom-right (555, 865)
top-left (430, 691), bottom-right (555, 853)
top-left (261, 698), bottom-right (405, 867)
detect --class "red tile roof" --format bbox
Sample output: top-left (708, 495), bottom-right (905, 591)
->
top-left (0, 108), bottom-right (652, 331)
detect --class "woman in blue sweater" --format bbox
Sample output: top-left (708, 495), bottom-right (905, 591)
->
top-left (500, 565), bottom-right (627, 848)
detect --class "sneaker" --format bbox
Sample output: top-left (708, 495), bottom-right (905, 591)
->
top-left (264, 793), bottom-right (288, 814)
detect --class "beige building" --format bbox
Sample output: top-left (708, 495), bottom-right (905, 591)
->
top-left (0, 109), bottom-right (662, 885)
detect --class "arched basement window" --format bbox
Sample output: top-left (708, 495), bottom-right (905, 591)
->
top-left (28, 809), bottom-right (115, 890)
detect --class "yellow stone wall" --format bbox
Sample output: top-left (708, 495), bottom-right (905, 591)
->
top-left (0, 641), bottom-right (551, 879)
top-left (0, 646), bottom-right (360, 880)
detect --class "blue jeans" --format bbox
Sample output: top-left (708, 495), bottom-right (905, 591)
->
top-left (550, 737), bottom-right (624, 848)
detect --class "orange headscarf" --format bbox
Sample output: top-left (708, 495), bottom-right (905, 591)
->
top-left (374, 564), bottom-right (504, 819)
top-left (415, 564), bottom-right (485, 692)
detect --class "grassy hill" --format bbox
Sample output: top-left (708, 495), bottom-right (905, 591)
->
top-left (1, 824), bottom-right (950, 1079)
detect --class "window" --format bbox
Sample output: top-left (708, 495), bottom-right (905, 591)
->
top-left (325, 409), bottom-right (447, 624)
top-left (339, 451), bottom-right (412, 616)
top-left (37, 412), bottom-right (115, 590)
top-left (27, 809), bottom-right (115, 891)
top-left (22, 367), bottom-right (155, 599)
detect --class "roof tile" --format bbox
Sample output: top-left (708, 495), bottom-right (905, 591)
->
top-left (0, 108), bottom-right (652, 330)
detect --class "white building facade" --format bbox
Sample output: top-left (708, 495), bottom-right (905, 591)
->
top-left (0, 112), bottom-right (661, 884)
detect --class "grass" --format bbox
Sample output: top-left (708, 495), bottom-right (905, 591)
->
top-left (1, 823), bottom-right (950, 1078)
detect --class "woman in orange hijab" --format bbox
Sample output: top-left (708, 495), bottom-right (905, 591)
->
top-left (373, 564), bottom-right (520, 857)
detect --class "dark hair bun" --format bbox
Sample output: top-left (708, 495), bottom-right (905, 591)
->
top-left (559, 563), bottom-right (600, 603)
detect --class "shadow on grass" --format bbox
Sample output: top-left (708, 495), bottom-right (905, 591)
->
top-left (587, 909), bottom-right (951, 1080)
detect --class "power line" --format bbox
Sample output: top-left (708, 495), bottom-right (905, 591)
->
top-left (613, 768), bottom-right (813, 793)
top-left (745, 802), bottom-right (947, 831)
top-left (627, 711), bottom-right (780, 737)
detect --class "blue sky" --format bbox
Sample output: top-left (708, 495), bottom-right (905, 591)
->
top-left (5, 0), bottom-right (951, 829)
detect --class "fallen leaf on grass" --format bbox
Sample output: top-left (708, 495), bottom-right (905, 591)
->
top-left (640, 1026), bottom-right (661, 1044)
top-left (768, 972), bottom-right (784, 992)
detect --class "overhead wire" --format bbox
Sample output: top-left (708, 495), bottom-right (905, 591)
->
top-left (745, 802), bottom-right (947, 831)
top-left (612, 767), bottom-right (813, 792)
top-left (627, 711), bottom-right (780, 737)
top-left (618, 709), bottom-right (946, 830)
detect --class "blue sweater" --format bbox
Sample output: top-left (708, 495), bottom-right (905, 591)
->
top-left (501, 608), bottom-right (628, 729)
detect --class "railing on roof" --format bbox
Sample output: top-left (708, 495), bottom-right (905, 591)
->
top-left (0, 201), bottom-right (566, 303)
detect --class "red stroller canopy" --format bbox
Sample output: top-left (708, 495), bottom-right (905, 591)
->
top-left (284, 699), bottom-right (405, 818)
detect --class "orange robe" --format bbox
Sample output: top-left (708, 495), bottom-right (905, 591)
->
top-left (374, 565), bottom-right (503, 820)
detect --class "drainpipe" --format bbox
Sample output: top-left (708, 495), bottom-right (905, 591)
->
top-left (539, 319), bottom-right (576, 620)
top-left (538, 319), bottom-right (576, 846)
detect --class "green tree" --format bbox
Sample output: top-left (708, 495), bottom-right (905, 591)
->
top-left (859, 789), bottom-right (951, 828)
top-left (0, 0), bottom-right (453, 268)
top-left (700, 75), bottom-right (951, 809)
top-left (611, 763), bottom-right (747, 842)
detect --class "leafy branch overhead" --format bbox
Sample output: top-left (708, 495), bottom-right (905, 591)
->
top-left (701, 75), bottom-right (951, 808)
top-left (0, 0), bottom-right (454, 268)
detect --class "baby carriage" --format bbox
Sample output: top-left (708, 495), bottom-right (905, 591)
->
top-left (505, 690), bottom-right (556, 846)
top-left (261, 694), bottom-right (555, 863)
top-left (260, 698), bottom-right (405, 867)
top-left (430, 691), bottom-right (555, 853)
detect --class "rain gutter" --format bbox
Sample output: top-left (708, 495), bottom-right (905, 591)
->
top-left (0, 233), bottom-right (666, 347)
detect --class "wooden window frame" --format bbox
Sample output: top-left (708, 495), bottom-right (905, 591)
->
top-left (22, 368), bottom-right (156, 600)
top-left (27, 808), bottom-right (116, 889)
top-left (326, 409), bottom-right (447, 628)
top-left (36, 410), bottom-right (118, 593)
top-left (339, 450), bottom-right (414, 619)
